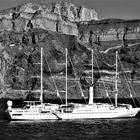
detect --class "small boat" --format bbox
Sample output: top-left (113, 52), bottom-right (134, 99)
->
top-left (6, 48), bottom-right (140, 120)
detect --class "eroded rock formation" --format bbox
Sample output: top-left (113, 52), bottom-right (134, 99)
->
top-left (78, 19), bottom-right (140, 50)
top-left (0, 2), bottom-right (140, 100)
top-left (0, 2), bottom-right (98, 36)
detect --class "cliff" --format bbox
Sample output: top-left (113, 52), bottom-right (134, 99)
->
top-left (0, 2), bottom-right (98, 36)
top-left (78, 19), bottom-right (140, 49)
top-left (0, 2), bottom-right (140, 100)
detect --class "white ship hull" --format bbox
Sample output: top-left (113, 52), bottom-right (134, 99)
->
top-left (6, 112), bottom-right (57, 120)
top-left (6, 103), bottom-right (140, 121)
top-left (57, 108), bottom-right (140, 119)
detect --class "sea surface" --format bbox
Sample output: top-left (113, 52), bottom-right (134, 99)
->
top-left (0, 99), bottom-right (140, 140)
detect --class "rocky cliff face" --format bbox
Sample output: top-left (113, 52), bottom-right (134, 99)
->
top-left (78, 19), bottom-right (140, 48)
top-left (0, 2), bottom-right (98, 36)
top-left (0, 2), bottom-right (140, 100)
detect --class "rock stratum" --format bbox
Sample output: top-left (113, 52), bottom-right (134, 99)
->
top-left (0, 2), bottom-right (140, 101)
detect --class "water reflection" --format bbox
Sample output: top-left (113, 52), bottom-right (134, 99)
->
top-left (1, 118), bottom-right (138, 140)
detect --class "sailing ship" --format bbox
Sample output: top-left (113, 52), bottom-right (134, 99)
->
top-left (6, 47), bottom-right (140, 120)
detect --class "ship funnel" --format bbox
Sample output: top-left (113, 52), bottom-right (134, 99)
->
top-left (88, 86), bottom-right (93, 105)
top-left (7, 100), bottom-right (13, 111)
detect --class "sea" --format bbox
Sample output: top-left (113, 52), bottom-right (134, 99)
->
top-left (0, 99), bottom-right (140, 140)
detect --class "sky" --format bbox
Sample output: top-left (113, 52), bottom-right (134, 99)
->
top-left (0, 0), bottom-right (140, 20)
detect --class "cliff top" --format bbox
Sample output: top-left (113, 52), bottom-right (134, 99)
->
top-left (0, 2), bottom-right (98, 22)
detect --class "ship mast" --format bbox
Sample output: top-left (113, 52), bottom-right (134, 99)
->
top-left (40, 47), bottom-right (43, 104)
top-left (91, 49), bottom-right (94, 104)
top-left (65, 48), bottom-right (68, 106)
top-left (115, 51), bottom-right (118, 107)
top-left (92, 49), bottom-right (94, 85)
top-left (88, 49), bottom-right (94, 105)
